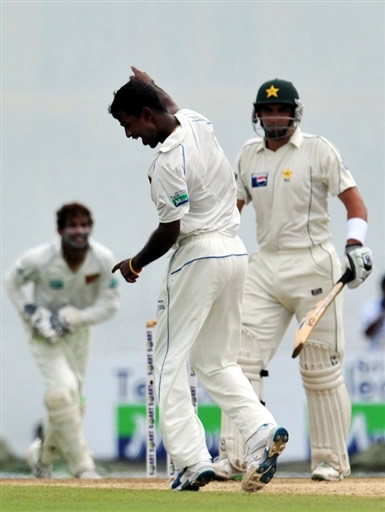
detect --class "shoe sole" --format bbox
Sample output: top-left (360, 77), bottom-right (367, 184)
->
top-left (241, 427), bottom-right (289, 493)
top-left (173, 469), bottom-right (216, 491)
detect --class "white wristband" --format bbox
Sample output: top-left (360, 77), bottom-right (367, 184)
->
top-left (346, 217), bottom-right (368, 244)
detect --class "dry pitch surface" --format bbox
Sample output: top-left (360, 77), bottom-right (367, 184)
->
top-left (2, 478), bottom-right (384, 496)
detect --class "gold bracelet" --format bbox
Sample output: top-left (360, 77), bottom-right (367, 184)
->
top-left (128, 258), bottom-right (142, 276)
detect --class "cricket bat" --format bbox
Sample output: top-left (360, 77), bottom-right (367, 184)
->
top-left (292, 269), bottom-right (353, 359)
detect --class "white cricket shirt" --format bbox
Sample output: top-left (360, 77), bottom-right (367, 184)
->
top-left (5, 238), bottom-right (120, 324)
top-left (148, 109), bottom-right (240, 240)
top-left (236, 128), bottom-right (357, 250)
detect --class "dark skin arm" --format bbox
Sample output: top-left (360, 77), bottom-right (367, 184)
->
top-left (112, 220), bottom-right (180, 283)
top-left (113, 67), bottom-right (181, 283)
top-left (131, 66), bottom-right (179, 115)
top-left (237, 199), bottom-right (245, 213)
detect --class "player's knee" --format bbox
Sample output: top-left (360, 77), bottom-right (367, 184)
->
top-left (44, 387), bottom-right (78, 411)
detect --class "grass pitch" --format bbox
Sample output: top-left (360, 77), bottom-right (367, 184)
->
top-left (1, 482), bottom-right (385, 512)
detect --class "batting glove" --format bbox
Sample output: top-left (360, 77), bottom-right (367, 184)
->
top-left (57, 305), bottom-right (83, 332)
top-left (24, 304), bottom-right (62, 343)
top-left (344, 244), bottom-right (373, 289)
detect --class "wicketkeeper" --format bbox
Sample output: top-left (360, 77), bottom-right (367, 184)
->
top-left (4, 202), bottom-right (120, 479)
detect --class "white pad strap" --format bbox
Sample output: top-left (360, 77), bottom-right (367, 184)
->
top-left (300, 343), bottom-right (351, 476)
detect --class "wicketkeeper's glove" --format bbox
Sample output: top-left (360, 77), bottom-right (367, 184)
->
top-left (344, 244), bottom-right (373, 289)
top-left (24, 304), bottom-right (64, 342)
top-left (57, 305), bottom-right (83, 332)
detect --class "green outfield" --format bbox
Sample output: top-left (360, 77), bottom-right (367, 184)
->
top-left (1, 483), bottom-right (384, 512)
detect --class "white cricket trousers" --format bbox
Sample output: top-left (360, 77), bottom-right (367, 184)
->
top-left (155, 233), bottom-right (277, 470)
top-left (242, 241), bottom-right (345, 360)
top-left (29, 328), bottom-right (91, 394)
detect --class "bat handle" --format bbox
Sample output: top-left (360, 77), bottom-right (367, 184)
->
top-left (338, 268), bottom-right (354, 285)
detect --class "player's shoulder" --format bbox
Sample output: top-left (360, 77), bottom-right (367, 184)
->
top-left (301, 131), bottom-right (338, 151)
top-left (177, 108), bottom-right (211, 125)
top-left (237, 137), bottom-right (262, 160)
top-left (241, 136), bottom-right (261, 149)
top-left (18, 239), bottom-right (59, 266)
top-left (88, 239), bottom-right (115, 266)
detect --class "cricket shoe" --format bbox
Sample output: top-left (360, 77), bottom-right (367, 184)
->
top-left (312, 462), bottom-right (344, 481)
top-left (212, 457), bottom-right (245, 480)
top-left (26, 438), bottom-right (53, 478)
top-left (171, 461), bottom-right (216, 491)
top-left (241, 424), bottom-right (289, 493)
top-left (78, 469), bottom-right (102, 479)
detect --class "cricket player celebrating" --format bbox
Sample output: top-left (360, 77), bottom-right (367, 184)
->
top-left (213, 79), bottom-right (373, 482)
top-left (109, 67), bottom-right (289, 493)
top-left (5, 202), bottom-right (120, 479)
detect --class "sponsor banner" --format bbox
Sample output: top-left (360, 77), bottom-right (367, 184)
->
top-left (348, 403), bottom-right (385, 455)
top-left (345, 352), bottom-right (385, 455)
top-left (345, 353), bottom-right (385, 402)
top-left (117, 404), bottom-right (221, 460)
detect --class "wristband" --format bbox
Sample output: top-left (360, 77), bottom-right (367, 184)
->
top-left (128, 258), bottom-right (142, 276)
top-left (346, 217), bottom-right (368, 245)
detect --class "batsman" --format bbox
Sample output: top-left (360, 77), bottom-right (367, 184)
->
top-left (213, 79), bottom-right (373, 482)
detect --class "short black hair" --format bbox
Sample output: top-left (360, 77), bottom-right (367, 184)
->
top-left (108, 79), bottom-right (167, 118)
top-left (56, 202), bottom-right (93, 230)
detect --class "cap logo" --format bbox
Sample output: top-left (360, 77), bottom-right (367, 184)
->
top-left (266, 85), bottom-right (279, 98)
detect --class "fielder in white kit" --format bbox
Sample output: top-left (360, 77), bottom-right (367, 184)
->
top-left (5, 202), bottom-right (120, 478)
top-left (213, 79), bottom-right (373, 482)
top-left (109, 67), bottom-right (289, 492)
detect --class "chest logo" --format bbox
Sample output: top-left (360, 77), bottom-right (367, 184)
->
top-left (251, 173), bottom-right (268, 188)
top-left (86, 273), bottom-right (100, 284)
top-left (49, 279), bottom-right (64, 289)
top-left (282, 169), bottom-right (293, 181)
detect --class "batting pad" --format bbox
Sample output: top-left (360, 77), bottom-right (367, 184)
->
top-left (44, 387), bottom-right (95, 475)
top-left (300, 343), bottom-right (351, 476)
top-left (219, 328), bottom-right (265, 470)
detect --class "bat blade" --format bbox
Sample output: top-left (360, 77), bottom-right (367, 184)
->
top-left (291, 270), bottom-right (352, 359)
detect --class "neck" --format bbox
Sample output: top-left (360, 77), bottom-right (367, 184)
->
top-left (265, 136), bottom-right (290, 151)
top-left (62, 244), bottom-right (88, 270)
top-left (160, 115), bottom-right (180, 142)
top-left (265, 127), bottom-right (296, 151)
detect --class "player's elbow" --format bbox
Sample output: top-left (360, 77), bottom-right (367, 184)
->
top-left (159, 220), bottom-right (180, 245)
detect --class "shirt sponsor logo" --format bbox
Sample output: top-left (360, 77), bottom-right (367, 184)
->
top-left (171, 190), bottom-right (189, 207)
top-left (251, 173), bottom-right (268, 187)
top-left (49, 279), bottom-right (64, 289)
top-left (85, 273), bottom-right (100, 284)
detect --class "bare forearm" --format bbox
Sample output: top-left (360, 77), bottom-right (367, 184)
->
top-left (152, 83), bottom-right (179, 114)
top-left (338, 187), bottom-right (368, 220)
top-left (132, 221), bottom-right (180, 269)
